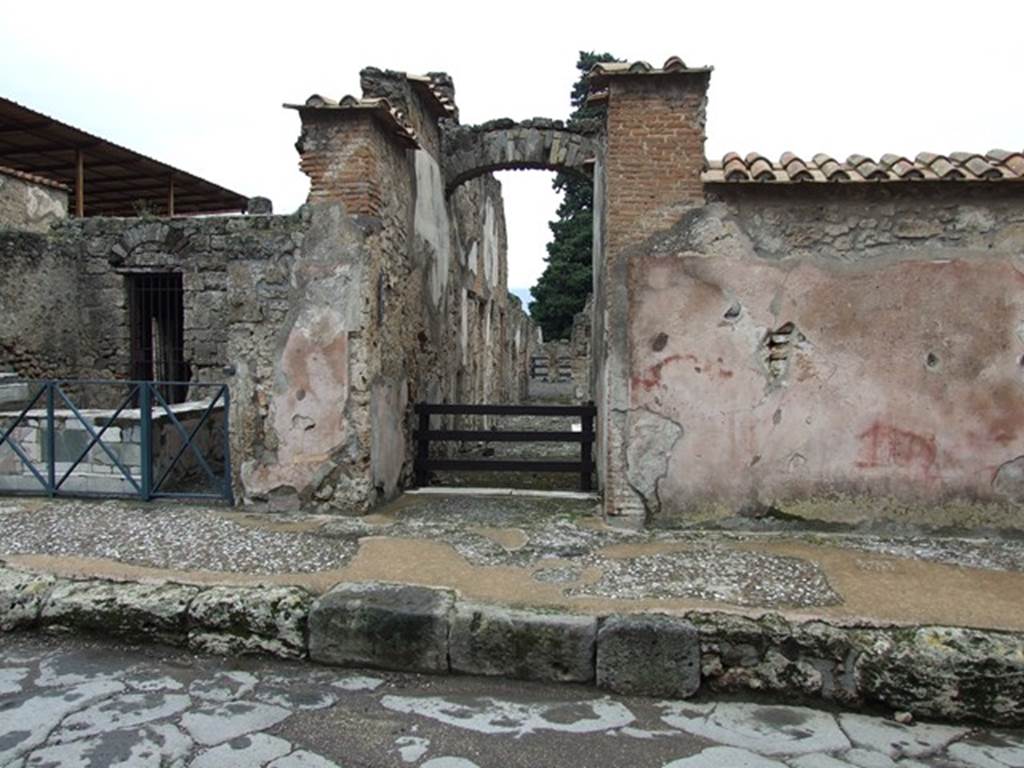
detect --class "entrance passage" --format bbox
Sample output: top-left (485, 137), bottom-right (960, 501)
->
top-left (127, 272), bottom-right (188, 404)
top-left (413, 402), bottom-right (596, 492)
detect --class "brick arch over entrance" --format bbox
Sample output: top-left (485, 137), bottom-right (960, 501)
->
top-left (442, 118), bottom-right (600, 193)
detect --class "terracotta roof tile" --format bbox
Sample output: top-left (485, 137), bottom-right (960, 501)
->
top-left (744, 152), bottom-right (775, 181)
top-left (704, 151), bottom-right (1024, 184)
top-left (879, 154), bottom-right (924, 179)
top-left (847, 154), bottom-right (888, 180)
top-left (780, 152), bottom-right (813, 181)
top-left (0, 163), bottom-right (70, 191)
top-left (588, 56), bottom-right (712, 83)
top-left (995, 151), bottom-right (1024, 176)
top-left (406, 74), bottom-right (459, 119)
top-left (285, 95), bottom-right (420, 148)
top-left (812, 153), bottom-right (850, 181)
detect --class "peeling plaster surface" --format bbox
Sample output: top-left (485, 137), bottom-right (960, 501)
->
top-left (482, 199), bottom-right (498, 288)
top-left (625, 409), bottom-right (683, 514)
top-left (0, 172), bottom-right (67, 233)
top-left (630, 201), bottom-right (1024, 520)
top-left (372, 379), bottom-right (408, 497)
top-left (242, 207), bottom-right (364, 508)
top-left (414, 150), bottom-right (452, 307)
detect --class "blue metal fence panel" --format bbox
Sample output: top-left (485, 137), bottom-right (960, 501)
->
top-left (0, 380), bottom-right (233, 504)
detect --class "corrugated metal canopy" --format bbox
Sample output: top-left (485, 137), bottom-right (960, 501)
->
top-left (0, 97), bottom-right (249, 216)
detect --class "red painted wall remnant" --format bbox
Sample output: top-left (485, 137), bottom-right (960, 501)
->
top-left (856, 422), bottom-right (938, 477)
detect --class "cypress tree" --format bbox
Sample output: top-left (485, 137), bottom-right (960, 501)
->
top-left (529, 51), bottom-right (621, 340)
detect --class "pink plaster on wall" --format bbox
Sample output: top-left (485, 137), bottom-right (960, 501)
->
top-left (243, 307), bottom-right (352, 502)
top-left (630, 253), bottom-right (1024, 513)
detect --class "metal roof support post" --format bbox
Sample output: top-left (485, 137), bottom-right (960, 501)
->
top-left (168, 176), bottom-right (175, 216)
top-left (74, 149), bottom-right (84, 217)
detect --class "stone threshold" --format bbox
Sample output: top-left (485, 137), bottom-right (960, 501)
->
top-left (404, 487), bottom-right (599, 500)
top-left (1, 564), bottom-right (1021, 727)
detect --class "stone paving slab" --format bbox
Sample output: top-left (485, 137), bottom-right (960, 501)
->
top-left (1, 632), bottom-right (1022, 767)
top-left (4, 566), bottom-right (1024, 724)
top-left (5, 494), bottom-right (1024, 725)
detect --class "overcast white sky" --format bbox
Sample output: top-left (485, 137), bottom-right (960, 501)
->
top-left (3, 1), bottom-right (1023, 299)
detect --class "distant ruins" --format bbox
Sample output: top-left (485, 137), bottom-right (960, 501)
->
top-left (3, 58), bottom-right (1024, 528)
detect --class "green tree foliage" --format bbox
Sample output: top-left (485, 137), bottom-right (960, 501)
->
top-left (529, 51), bottom-right (621, 341)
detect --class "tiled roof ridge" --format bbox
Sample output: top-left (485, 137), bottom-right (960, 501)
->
top-left (586, 56), bottom-right (712, 106)
top-left (285, 95), bottom-right (420, 148)
top-left (704, 151), bottom-right (1024, 183)
top-left (0, 163), bottom-right (71, 191)
top-left (405, 73), bottom-right (458, 120)
top-left (588, 55), bottom-right (712, 78)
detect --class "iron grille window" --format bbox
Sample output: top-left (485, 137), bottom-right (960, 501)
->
top-left (126, 272), bottom-right (189, 404)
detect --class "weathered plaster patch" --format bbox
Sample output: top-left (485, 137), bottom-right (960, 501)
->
top-left (625, 408), bottom-right (683, 515)
top-left (371, 379), bottom-right (408, 500)
top-left (631, 217), bottom-right (1024, 518)
top-left (414, 150), bottom-right (451, 307)
top-left (993, 456), bottom-right (1024, 502)
top-left (482, 200), bottom-right (498, 288)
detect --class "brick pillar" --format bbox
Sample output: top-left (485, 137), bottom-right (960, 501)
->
top-left (294, 110), bottom-right (391, 216)
top-left (604, 68), bottom-right (710, 255)
top-left (596, 65), bottom-right (711, 526)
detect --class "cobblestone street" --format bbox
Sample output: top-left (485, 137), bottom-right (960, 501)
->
top-left (2, 634), bottom-right (1023, 767)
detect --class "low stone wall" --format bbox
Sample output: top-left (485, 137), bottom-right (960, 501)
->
top-left (2, 567), bottom-right (1021, 726)
top-left (0, 401), bottom-right (225, 495)
top-left (528, 342), bottom-right (575, 401)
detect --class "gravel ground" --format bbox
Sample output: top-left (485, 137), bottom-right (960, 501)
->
top-left (0, 500), bottom-right (356, 574)
top-left (327, 496), bottom-right (843, 608)
top-left (809, 534), bottom-right (1024, 573)
top-left (5, 493), bottom-right (1024, 610)
top-left (567, 546), bottom-right (843, 608)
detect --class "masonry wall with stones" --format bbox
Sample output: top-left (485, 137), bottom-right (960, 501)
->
top-left (0, 69), bottom-right (537, 514)
top-left (629, 184), bottom-right (1024, 524)
top-left (590, 63), bottom-right (1024, 527)
top-left (294, 68), bottom-right (538, 453)
top-left (527, 309), bottom-right (592, 403)
top-left (0, 168), bottom-right (68, 233)
top-left (11, 57), bottom-right (1018, 529)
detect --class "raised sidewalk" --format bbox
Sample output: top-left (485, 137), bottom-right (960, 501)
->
top-left (2, 492), bottom-right (1024, 725)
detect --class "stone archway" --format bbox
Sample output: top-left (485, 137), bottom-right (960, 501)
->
top-left (442, 118), bottom-right (600, 193)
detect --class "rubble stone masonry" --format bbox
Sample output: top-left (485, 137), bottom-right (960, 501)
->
top-left (5, 57), bottom-right (1024, 529)
top-left (0, 67), bottom-right (536, 514)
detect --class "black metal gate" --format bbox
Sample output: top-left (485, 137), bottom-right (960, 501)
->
top-left (413, 402), bottom-right (596, 492)
top-left (0, 379), bottom-right (232, 503)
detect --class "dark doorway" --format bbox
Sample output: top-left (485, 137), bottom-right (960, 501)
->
top-left (127, 272), bottom-right (189, 403)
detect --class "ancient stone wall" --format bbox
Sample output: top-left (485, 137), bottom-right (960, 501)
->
top-left (527, 307), bottom-right (592, 403)
top-left (578, 62), bottom-right (1024, 529)
top-left (0, 169), bottom-right (68, 233)
top-left (294, 69), bottom-right (537, 459)
top-left (0, 209), bottom-right (368, 506)
top-left (570, 294), bottom-right (593, 401)
top-left (0, 67), bottom-right (538, 515)
top-left (0, 230), bottom-right (84, 380)
top-left (628, 185), bottom-right (1024, 524)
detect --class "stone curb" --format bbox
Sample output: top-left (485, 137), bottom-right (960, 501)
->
top-left (2, 565), bottom-right (1022, 726)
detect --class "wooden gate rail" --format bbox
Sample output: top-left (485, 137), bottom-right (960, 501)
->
top-left (413, 402), bottom-right (596, 491)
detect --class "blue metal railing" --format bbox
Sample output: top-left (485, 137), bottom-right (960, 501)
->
top-left (0, 379), bottom-right (233, 504)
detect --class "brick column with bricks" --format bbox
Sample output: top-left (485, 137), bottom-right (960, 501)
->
top-left (595, 62), bottom-right (711, 524)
